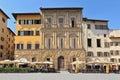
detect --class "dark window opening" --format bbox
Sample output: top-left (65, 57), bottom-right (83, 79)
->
top-left (36, 31), bottom-right (40, 36)
top-left (2, 17), bottom-right (5, 23)
top-left (88, 39), bottom-right (92, 47)
top-left (97, 39), bottom-right (101, 47)
top-left (27, 44), bottom-right (31, 50)
top-left (35, 44), bottom-right (39, 49)
top-left (34, 19), bottom-right (41, 24)
top-left (17, 44), bottom-right (23, 50)
top-left (87, 24), bottom-right (91, 29)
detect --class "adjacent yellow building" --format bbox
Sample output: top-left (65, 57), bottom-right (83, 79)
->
top-left (13, 8), bottom-right (85, 70)
top-left (0, 9), bottom-right (15, 60)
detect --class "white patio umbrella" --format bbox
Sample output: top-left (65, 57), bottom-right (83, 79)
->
top-left (43, 61), bottom-right (53, 64)
top-left (0, 59), bottom-right (13, 64)
top-left (87, 61), bottom-right (113, 64)
top-left (71, 61), bottom-right (85, 65)
top-left (12, 60), bottom-right (20, 63)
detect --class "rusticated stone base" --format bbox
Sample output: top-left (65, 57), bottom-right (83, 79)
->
top-left (15, 49), bottom-right (85, 71)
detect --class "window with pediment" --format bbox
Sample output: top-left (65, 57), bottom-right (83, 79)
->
top-left (58, 38), bottom-right (64, 49)
top-left (70, 37), bottom-right (77, 49)
top-left (46, 18), bottom-right (51, 28)
top-left (71, 17), bottom-right (76, 28)
top-left (58, 18), bottom-right (64, 27)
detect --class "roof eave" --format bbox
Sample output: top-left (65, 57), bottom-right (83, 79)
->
top-left (0, 9), bottom-right (10, 19)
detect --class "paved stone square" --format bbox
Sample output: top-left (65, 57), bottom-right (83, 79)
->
top-left (0, 72), bottom-right (119, 80)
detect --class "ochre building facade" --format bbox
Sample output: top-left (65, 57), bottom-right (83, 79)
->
top-left (13, 8), bottom-right (85, 70)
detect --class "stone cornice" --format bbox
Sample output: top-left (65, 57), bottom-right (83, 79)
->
top-left (41, 27), bottom-right (81, 32)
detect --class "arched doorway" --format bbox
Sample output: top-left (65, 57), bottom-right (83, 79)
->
top-left (58, 56), bottom-right (64, 71)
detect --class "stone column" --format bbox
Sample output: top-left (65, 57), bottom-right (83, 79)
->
top-left (66, 32), bottom-right (69, 48)
top-left (78, 32), bottom-right (82, 48)
top-left (54, 32), bottom-right (57, 48)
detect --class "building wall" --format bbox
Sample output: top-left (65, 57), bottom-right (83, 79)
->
top-left (14, 8), bottom-right (85, 70)
top-left (0, 9), bottom-right (15, 60)
top-left (15, 14), bottom-right (41, 50)
top-left (83, 19), bottom-right (110, 63)
top-left (109, 30), bottom-right (120, 64)
top-left (6, 28), bottom-right (15, 60)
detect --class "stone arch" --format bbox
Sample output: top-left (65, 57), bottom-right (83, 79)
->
top-left (94, 58), bottom-right (101, 62)
top-left (86, 58), bottom-right (93, 62)
top-left (42, 51), bottom-right (53, 62)
top-left (68, 51), bottom-right (81, 61)
top-left (104, 58), bottom-right (109, 62)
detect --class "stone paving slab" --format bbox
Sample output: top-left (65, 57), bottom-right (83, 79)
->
top-left (0, 73), bottom-right (119, 80)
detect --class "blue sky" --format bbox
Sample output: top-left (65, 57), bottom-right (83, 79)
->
top-left (0, 0), bottom-right (120, 32)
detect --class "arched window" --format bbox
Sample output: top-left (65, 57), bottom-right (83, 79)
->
top-left (71, 37), bottom-right (76, 49)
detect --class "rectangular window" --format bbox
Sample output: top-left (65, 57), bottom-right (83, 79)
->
top-left (119, 59), bottom-right (120, 63)
top-left (32, 58), bottom-right (36, 62)
top-left (111, 58), bottom-right (115, 62)
top-left (97, 52), bottom-right (103, 57)
top-left (72, 58), bottom-right (76, 62)
top-left (46, 18), bottom-right (51, 27)
top-left (2, 28), bottom-right (4, 33)
top-left (87, 24), bottom-right (91, 29)
top-left (97, 39), bottom-right (101, 47)
top-left (24, 31), bottom-right (33, 36)
top-left (71, 38), bottom-right (76, 49)
top-left (1, 37), bottom-right (4, 41)
top-left (18, 31), bottom-right (24, 36)
top-left (104, 42), bottom-right (109, 48)
top-left (0, 45), bottom-right (3, 49)
top-left (34, 19), bottom-right (41, 24)
top-left (17, 44), bottom-right (23, 50)
top-left (110, 42), bottom-right (113, 46)
top-left (2, 17), bottom-right (5, 23)
top-left (95, 25), bottom-right (108, 30)
top-left (35, 44), bottom-right (39, 49)
top-left (0, 52), bottom-right (2, 58)
top-left (115, 50), bottom-right (119, 55)
top-left (71, 18), bottom-right (76, 28)
top-left (19, 20), bottom-right (25, 24)
top-left (104, 52), bottom-right (109, 57)
top-left (36, 31), bottom-right (40, 36)
top-left (58, 18), bottom-right (64, 27)
top-left (58, 38), bottom-right (63, 49)
top-left (46, 58), bottom-right (50, 61)
top-left (46, 38), bottom-right (51, 49)
top-left (87, 52), bottom-right (93, 57)
top-left (104, 34), bottom-right (106, 37)
top-left (87, 39), bottom-right (92, 47)
top-left (110, 50), bottom-right (114, 55)
top-left (115, 42), bottom-right (119, 46)
top-left (27, 20), bottom-right (33, 24)
top-left (27, 44), bottom-right (31, 50)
